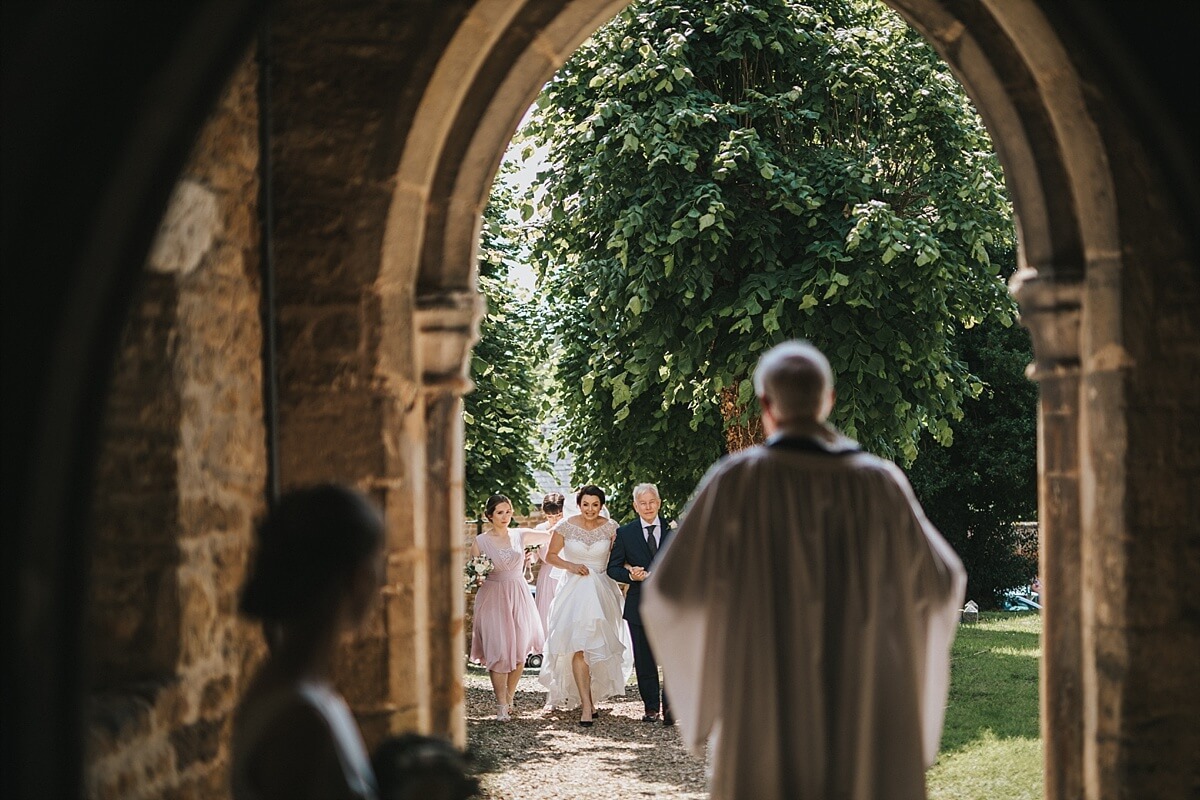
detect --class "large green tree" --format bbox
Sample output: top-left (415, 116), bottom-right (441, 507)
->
top-left (520, 0), bottom-right (1016, 506)
top-left (463, 171), bottom-right (552, 517)
top-left (907, 254), bottom-right (1039, 608)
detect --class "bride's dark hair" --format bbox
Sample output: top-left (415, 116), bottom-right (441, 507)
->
top-left (575, 485), bottom-right (605, 506)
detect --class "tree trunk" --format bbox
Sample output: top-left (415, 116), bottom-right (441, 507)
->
top-left (720, 385), bottom-right (764, 453)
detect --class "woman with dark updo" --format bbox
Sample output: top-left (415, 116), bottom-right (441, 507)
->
top-left (232, 484), bottom-right (385, 800)
top-left (531, 492), bottom-right (567, 636)
top-left (538, 485), bottom-right (632, 726)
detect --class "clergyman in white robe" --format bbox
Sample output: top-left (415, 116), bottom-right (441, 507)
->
top-left (642, 340), bottom-right (966, 800)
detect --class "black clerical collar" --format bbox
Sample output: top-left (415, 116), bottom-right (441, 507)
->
top-left (765, 432), bottom-right (861, 455)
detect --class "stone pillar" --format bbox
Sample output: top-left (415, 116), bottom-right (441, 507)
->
top-left (1012, 268), bottom-right (1084, 800)
top-left (416, 290), bottom-right (483, 747)
top-left (1078, 245), bottom-right (1200, 799)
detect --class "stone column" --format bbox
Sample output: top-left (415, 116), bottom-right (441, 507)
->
top-left (1012, 268), bottom-right (1084, 800)
top-left (416, 290), bottom-right (483, 747)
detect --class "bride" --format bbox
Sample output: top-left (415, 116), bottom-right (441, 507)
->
top-left (538, 484), bottom-right (633, 726)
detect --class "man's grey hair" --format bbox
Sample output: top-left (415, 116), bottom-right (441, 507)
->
top-left (632, 483), bottom-right (660, 502)
top-left (753, 340), bottom-right (834, 423)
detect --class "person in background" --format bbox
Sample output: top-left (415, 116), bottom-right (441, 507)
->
top-left (531, 492), bottom-right (566, 637)
top-left (468, 494), bottom-right (552, 721)
top-left (232, 484), bottom-right (386, 800)
top-left (607, 482), bottom-right (674, 725)
top-left (643, 340), bottom-right (966, 800)
top-left (371, 733), bottom-right (480, 800)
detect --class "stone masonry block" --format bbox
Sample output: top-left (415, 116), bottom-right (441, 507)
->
top-left (335, 636), bottom-right (390, 707)
top-left (168, 717), bottom-right (224, 772)
top-left (278, 394), bottom-right (390, 482)
top-left (199, 676), bottom-right (235, 717)
top-left (177, 572), bottom-right (218, 669)
top-left (147, 180), bottom-right (222, 277)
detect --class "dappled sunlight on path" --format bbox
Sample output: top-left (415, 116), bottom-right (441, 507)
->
top-left (465, 663), bottom-right (708, 799)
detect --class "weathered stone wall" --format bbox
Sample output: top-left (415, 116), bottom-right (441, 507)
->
top-left (1080, 136), bottom-right (1200, 798)
top-left (83, 52), bottom-right (266, 800)
top-left (267, 0), bottom-right (447, 745)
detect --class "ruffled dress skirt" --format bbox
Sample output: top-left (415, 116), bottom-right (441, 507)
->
top-left (470, 571), bottom-right (544, 673)
top-left (538, 571), bottom-right (633, 708)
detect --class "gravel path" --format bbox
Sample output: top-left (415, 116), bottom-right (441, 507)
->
top-left (464, 662), bottom-right (709, 799)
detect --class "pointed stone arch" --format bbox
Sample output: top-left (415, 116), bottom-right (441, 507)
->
top-left (392, 4), bottom-right (1196, 798)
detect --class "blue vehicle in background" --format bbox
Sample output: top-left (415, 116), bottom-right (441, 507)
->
top-left (1001, 591), bottom-right (1042, 611)
top-left (1002, 577), bottom-right (1042, 611)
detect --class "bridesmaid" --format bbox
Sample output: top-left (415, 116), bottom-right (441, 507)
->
top-left (531, 492), bottom-right (566, 711)
top-left (531, 492), bottom-right (566, 636)
top-left (469, 494), bottom-right (552, 720)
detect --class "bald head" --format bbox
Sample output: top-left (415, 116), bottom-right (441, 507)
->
top-left (753, 340), bottom-right (835, 428)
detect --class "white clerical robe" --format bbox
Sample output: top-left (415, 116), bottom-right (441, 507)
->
top-left (642, 426), bottom-right (966, 800)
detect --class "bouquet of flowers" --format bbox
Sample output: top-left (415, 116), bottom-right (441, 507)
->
top-left (522, 543), bottom-right (543, 582)
top-left (464, 554), bottom-right (494, 592)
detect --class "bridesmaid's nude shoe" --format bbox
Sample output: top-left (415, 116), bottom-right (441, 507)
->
top-left (496, 704), bottom-right (511, 721)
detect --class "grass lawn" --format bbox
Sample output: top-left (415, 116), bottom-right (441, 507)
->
top-left (928, 611), bottom-right (1042, 800)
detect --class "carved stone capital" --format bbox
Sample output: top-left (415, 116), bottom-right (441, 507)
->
top-left (415, 290), bottom-right (484, 395)
top-left (1011, 268), bottom-right (1083, 381)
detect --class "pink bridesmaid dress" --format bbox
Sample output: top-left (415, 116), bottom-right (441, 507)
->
top-left (470, 530), bottom-right (545, 672)
top-left (533, 522), bottom-right (562, 634)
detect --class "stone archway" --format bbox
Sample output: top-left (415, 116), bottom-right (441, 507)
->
top-left (392, 3), bottom-right (1197, 798)
top-left (4, 2), bottom-right (1196, 799)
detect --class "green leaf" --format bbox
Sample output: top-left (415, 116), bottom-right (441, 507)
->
top-left (737, 378), bottom-right (755, 406)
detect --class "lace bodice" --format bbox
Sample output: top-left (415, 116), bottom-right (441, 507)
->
top-left (554, 519), bottom-right (617, 570)
top-left (476, 530), bottom-right (525, 573)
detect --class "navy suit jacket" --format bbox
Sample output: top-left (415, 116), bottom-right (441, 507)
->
top-left (607, 518), bottom-right (673, 627)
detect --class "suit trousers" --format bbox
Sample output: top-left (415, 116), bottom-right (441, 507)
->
top-left (629, 621), bottom-right (669, 715)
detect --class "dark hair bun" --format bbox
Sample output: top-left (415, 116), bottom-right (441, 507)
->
top-left (239, 484), bottom-right (384, 623)
top-left (540, 492), bottom-right (565, 514)
top-left (484, 494), bottom-right (511, 520)
top-left (371, 733), bottom-right (480, 800)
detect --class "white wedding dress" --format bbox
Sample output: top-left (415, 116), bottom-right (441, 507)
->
top-left (538, 519), bottom-right (634, 708)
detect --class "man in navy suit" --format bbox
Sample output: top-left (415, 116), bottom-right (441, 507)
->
top-left (608, 483), bottom-right (674, 725)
